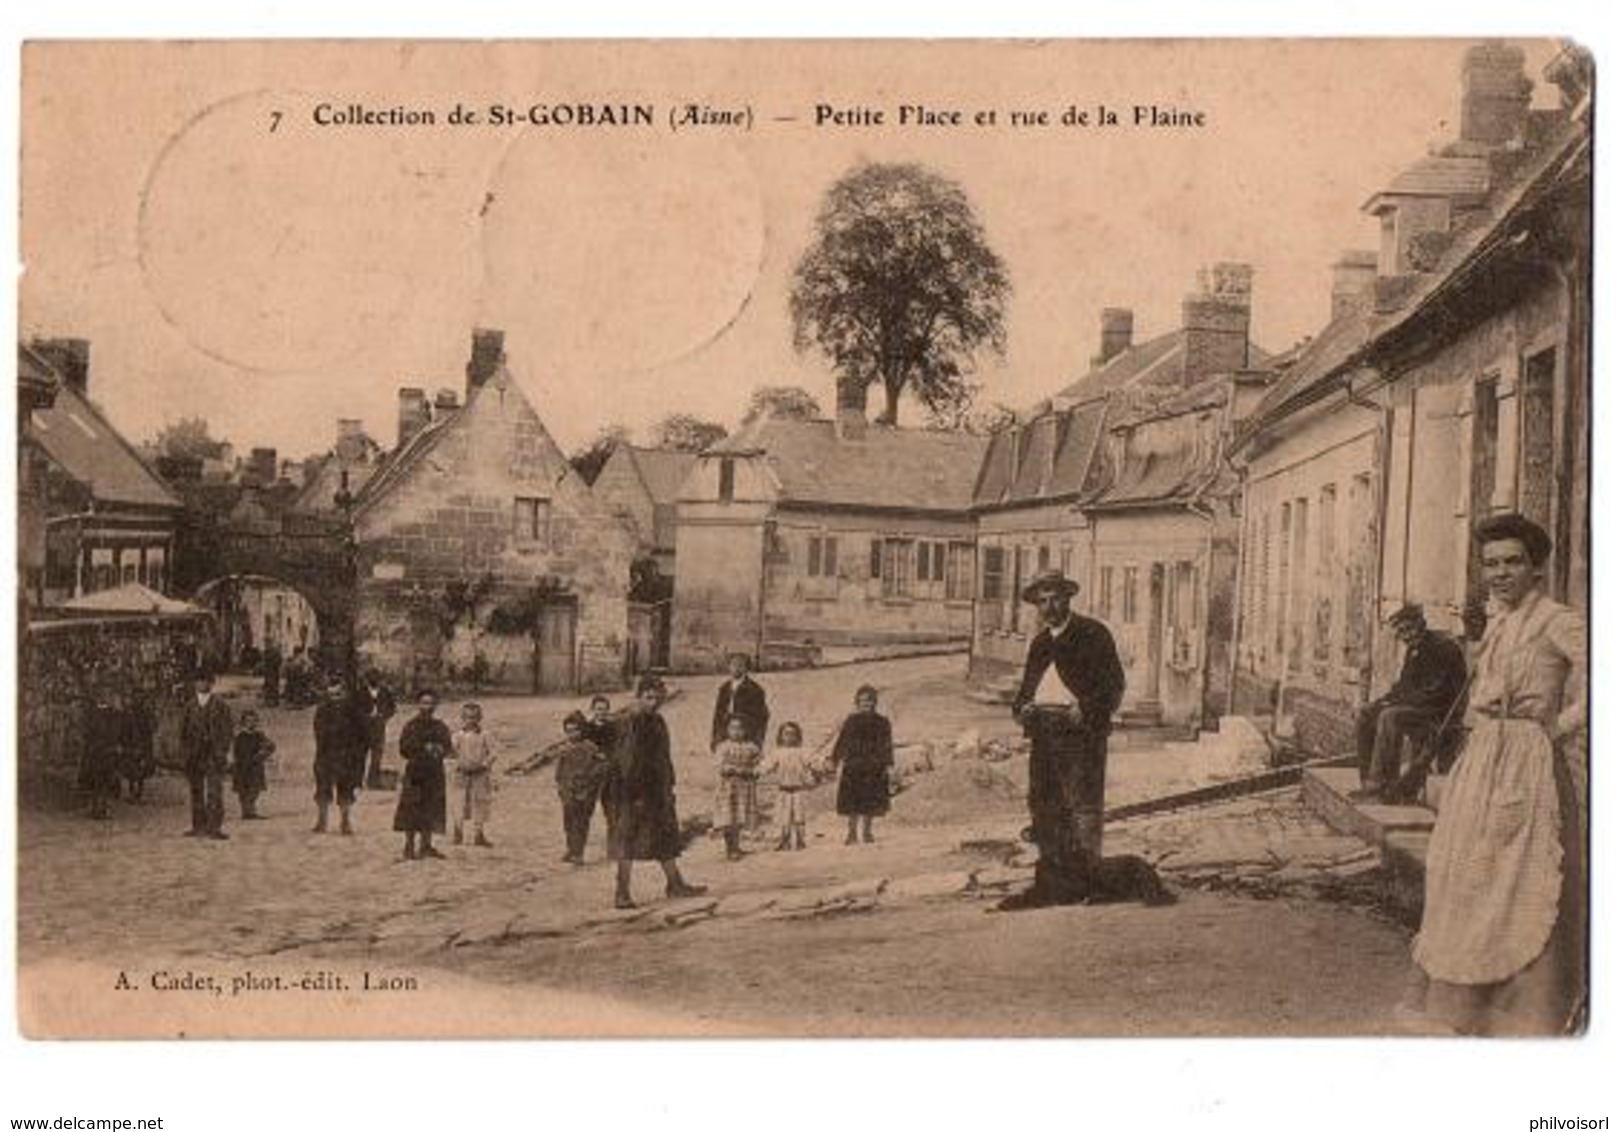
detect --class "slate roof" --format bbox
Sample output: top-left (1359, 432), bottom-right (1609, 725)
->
top-left (973, 400), bottom-right (1108, 508)
top-left (28, 380), bottom-right (181, 511)
top-left (623, 447), bottom-right (698, 506)
top-left (1367, 153), bottom-right (1491, 204)
top-left (1086, 382), bottom-right (1234, 511)
top-left (974, 324), bottom-right (1272, 511)
top-left (707, 417), bottom-right (988, 515)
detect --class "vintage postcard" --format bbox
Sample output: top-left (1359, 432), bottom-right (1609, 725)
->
top-left (15, 38), bottom-right (1592, 1039)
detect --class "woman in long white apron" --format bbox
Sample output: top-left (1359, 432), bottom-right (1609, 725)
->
top-left (1407, 512), bottom-right (1586, 1035)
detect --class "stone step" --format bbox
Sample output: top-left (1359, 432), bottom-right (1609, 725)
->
top-left (1302, 764), bottom-right (1436, 926)
top-left (1301, 766), bottom-right (1436, 849)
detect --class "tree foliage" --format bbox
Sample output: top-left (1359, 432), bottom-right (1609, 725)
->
top-left (153, 416), bottom-right (227, 461)
top-left (790, 161), bottom-right (1010, 427)
top-left (741, 385), bottom-right (824, 425)
top-left (649, 413), bottom-right (727, 453)
top-left (568, 424), bottom-right (630, 486)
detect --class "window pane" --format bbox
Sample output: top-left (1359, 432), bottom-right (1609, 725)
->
top-left (808, 536), bottom-right (822, 576)
top-left (825, 537), bottom-right (838, 576)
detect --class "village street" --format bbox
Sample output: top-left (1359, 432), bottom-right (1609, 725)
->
top-left (18, 656), bottom-right (1416, 1037)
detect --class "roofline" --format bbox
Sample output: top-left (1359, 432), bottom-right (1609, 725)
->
top-left (36, 385), bottom-right (184, 511)
top-left (774, 498), bottom-right (975, 521)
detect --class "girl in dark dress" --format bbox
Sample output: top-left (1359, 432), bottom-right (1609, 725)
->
top-left (393, 689), bottom-right (452, 860)
top-left (830, 684), bottom-right (894, 845)
top-left (607, 676), bottom-right (707, 909)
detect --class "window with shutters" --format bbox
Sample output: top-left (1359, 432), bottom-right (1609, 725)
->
top-left (1121, 565), bottom-right (1138, 624)
top-left (945, 542), bottom-right (975, 601)
top-left (1098, 565), bottom-right (1114, 620)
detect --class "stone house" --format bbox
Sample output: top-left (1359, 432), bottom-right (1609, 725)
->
top-left (1229, 43), bottom-right (1591, 756)
top-left (591, 444), bottom-right (697, 671)
top-left (22, 338), bottom-right (183, 607)
top-left (349, 329), bottom-right (637, 693)
top-left (970, 266), bottom-right (1273, 732)
top-left (671, 390), bottom-right (986, 672)
top-left (591, 445), bottom-right (697, 579)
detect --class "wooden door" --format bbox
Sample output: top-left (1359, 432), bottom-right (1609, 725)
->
top-left (537, 602), bottom-right (577, 692)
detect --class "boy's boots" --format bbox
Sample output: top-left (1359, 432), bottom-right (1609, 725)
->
top-left (312, 801), bottom-right (329, 833)
top-left (338, 804), bottom-right (353, 836)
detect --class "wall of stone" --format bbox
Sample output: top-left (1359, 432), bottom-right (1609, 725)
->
top-left (760, 508), bottom-right (975, 653)
top-left (352, 374), bottom-right (635, 692)
top-left (19, 615), bottom-right (209, 805)
top-left (670, 503), bottom-right (769, 672)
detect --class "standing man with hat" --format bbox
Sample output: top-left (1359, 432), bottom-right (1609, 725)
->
top-left (998, 568), bottom-right (1125, 911)
top-left (1352, 603), bottom-right (1468, 802)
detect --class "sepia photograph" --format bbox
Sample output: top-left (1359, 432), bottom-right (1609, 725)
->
top-left (12, 33), bottom-right (1594, 1049)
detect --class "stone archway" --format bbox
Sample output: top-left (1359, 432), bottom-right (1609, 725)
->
top-left (177, 515), bottom-right (357, 680)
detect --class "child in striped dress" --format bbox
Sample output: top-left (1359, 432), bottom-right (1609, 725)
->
top-left (712, 713), bottom-right (762, 861)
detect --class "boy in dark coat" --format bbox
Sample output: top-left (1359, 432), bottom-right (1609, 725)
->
top-left (607, 676), bottom-right (706, 909)
top-left (312, 680), bottom-right (364, 834)
top-left (393, 689), bottom-right (452, 860)
top-left (711, 652), bottom-right (770, 749)
top-left (231, 709), bottom-right (275, 819)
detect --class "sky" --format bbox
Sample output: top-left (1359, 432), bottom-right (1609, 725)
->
top-left (20, 38), bottom-right (1566, 461)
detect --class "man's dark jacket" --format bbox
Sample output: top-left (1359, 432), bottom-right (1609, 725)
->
top-left (1012, 616), bottom-right (1127, 731)
top-left (712, 676), bottom-right (770, 748)
top-left (180, 696), bottom-right (234, 775)
top-left (1385, 631), bottom-right (1468, 714)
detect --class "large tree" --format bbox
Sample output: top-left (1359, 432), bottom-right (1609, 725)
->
top-left (153, 416), bottom-right (227, 461)
top-left (790, 161), bottom-right (1010, 427)
top-left (649, 413), bottom-right (727, 453)
top-left (741, 384), bottom-right (823, 425)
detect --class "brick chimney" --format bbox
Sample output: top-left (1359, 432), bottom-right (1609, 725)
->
top-left (1093, 308), bottom-right (1134, 368)
top-left (1460, 42), bottom-right (1532, 147)
top-left (33, 337), bottom-right (91, 396)
top-left (247, 447), bottom-right (277, 486)
top-left (397, 386), bottom-right (430, 446)
top-left (1181, 263), bottom-right (1252, 383)
top-left (1330, 251), bottom-right (1378, 321)
top-left (834, 377), bottom-right (868, 442)
top-left (465, 328), bottom-right (505, 398)
top-left (335, 419), bottom-right (367, 464)
top-left (434, 388), bottom-right (460, 413)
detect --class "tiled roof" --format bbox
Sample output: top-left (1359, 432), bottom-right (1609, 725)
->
top-left (28, 382), bottom-right (180, 511)
top-left (708, 417), bottom-right (988, 514)
top-left (626, 447), bottom-right (699, 505)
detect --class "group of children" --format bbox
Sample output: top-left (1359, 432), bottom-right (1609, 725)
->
top-left (708, 683), bottom-right (895, 856)
top-left (146, 675), bottom-right (896, 874)
top-left (390, 682), bottom-right (898, 866)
